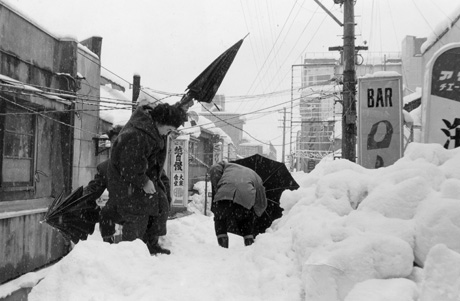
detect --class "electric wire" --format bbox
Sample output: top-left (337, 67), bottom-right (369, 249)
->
top-left (242, 0), bottom-right (299, 101)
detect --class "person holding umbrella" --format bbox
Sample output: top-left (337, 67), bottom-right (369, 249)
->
top-left (209, 161), bottom-right (268, 248)
top-left (106, 103), bottom-right (187, 255)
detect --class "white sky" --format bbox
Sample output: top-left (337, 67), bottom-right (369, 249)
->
top-left (4, 0), bottom-right (460, 159)
top-left (2, 142), bottom-right (460, 300)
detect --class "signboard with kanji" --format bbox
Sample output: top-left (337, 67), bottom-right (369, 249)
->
top-left (170, 138), bottom-right (189, 207)
top-left (422, 43), bottom-right (460, 149)
top-left (213, 142), bottom-right (223, 164)
top-left (358, 75), bottom-right (404, 168)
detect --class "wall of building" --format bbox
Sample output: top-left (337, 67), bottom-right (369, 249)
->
top-left (401, 36), bottom-right (426, 94)
top-left (0, 208), bottom-right (69, 284)
top-left (238, 144), bottom-right (263, 158)
top-left (0, 2), bottom-right (97, 283)
top-left (200, 112), bottom-right (245, 148)
top-left (422, 17), bottom-right (460, 68)
top-left (72, 43), bottom-right (102, 190)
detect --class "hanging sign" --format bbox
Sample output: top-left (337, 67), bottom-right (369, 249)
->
top-left (213, 142), bottom-right (223, 164)
top-left (358, 74), bottom-right (404, 168)
top-left (170, 138), bottom-right (189, 207)
top-left (422, 43), bottom-right (460, 149)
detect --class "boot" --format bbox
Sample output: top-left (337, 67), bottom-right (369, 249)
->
top-left (217, 235), bottom-right (229, 248)
top-left (244, 235), bottom-right (254, 246)
top-left (148, 243), bottom-right (171, 255)
top-left (102, 236), bottom-right (114, 244)
top-left (147, 236), bottom-right (171, 255)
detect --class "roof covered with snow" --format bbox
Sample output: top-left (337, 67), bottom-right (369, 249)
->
top-left (421, 4), bottom-right (460, 54)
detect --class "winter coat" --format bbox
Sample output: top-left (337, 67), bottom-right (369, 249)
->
top-left (107, 106), bottom-right (171, 216)
top-left (209, 161), bottom-right (267, 217)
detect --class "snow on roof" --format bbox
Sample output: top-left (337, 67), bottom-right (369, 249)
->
top-left (180, 113), bottom-right (233, 145)
top-left (99, 84), bottom-right (132, 126)
top-left (1, 0), bottom-right (63, 40)
top-left (403, 87), bottom-right (422, 105)
top-left (421, 4), bottom-right (460, 54)
top-left (0, 0), bottom-right (100, 59)
top-left (360, 71), bottom-right (401, 78)
top-left (100, 69), bottom-right (128, 90)
top-left (77, 43), bottom-right (99, 59)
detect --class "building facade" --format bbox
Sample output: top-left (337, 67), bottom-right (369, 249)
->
top-left (293, 55), bottom-right (403, 172)
top-left (0, 2), bottom-right (101, 284)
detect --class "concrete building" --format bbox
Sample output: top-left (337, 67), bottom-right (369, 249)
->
top-left (200, 95), bottom-right (246, 149)
top-left (293, 54), bottom-right (403, 172)
top-left (0, 1), bottom-right (102, 287)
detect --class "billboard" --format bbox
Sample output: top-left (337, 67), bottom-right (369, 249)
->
top-left (170, 138), bottom-right (189, 207)
top-left (358, 75), bottom-right (404, 168)
top-left (422, 43), bottom-right (460, 149)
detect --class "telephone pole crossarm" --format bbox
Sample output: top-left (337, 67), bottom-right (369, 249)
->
top-left (313, 0), bottom-right (343, 27)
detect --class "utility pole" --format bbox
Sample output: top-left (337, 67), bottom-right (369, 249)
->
top-left (282, 107), bottom-right (286, 163)
top-left (342, 0), bottom-right (357, 162)
top-left (315, 0), bottom-right (367, 162)
top-left (132, 74), bottom-right (141, 112)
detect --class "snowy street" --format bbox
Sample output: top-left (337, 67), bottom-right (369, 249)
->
top-left (21, 142), bottom-right (460, 301)
top-left (29, 213), bottom-right (301, 301)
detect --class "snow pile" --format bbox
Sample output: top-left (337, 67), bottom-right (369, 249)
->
top-left (25, 142), bottom-right (460, 301)
top-left (187, 180), bottom-right (212, 216)
top-left (275, 142), bottom-right (460, 300)
top-left (419, 244), bottom-right (460, 301)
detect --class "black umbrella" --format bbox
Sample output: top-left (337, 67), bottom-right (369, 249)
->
top-left (42, 186), bottom-right (101, 244)
top-left (177, 36), bottom-right (246, 110)
top-left (232, 154), bottom-right (300, 236)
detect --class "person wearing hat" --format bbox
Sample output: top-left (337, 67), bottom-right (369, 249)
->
top-left (106, 103), bottom-right (187, 255)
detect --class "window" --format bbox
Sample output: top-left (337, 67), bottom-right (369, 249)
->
top-left (1, 104), bottom-right (36, 189)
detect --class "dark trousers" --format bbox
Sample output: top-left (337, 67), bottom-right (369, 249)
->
top-left (99, 204), bottom-right (123, 238)
top-left (119, 196), bottom-right (169, 243)
top-left (212, 200), bottom-right (255, 237)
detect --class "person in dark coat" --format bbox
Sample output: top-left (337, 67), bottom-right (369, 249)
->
top-left (209, 161), bottom-right (268, 248)
top-left (83, 126), bottom-right (123, 243)
top-left (106, 103), bottom-right (187, 255)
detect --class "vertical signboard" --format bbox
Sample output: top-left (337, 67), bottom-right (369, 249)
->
top-left (422, 43), bottom-right (460, 149)
top-left (358, 75), bottom-right (403, 168)
top-left (170, 138), bottom-right (189, 207)
top-left (213, 142), bottom-right (223, 164)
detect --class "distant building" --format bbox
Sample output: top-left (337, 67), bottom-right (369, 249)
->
top-left (238, 140), bottom-right (277, 161)
top-left (238, 142), bottom-right (263, 158)
top-left (201, 94), bottom-right (226, 112)
top-left (293, 54), bottom-right (402, 172)
top-left (200, 94), bottom-right (246, 149)
top-left (401, 12), bottom-right (460, 96)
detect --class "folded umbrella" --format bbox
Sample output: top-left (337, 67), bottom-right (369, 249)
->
top-left (177, 36), bottom-right (246, 110)
top-left (42, 187), bottom-right (101, 244)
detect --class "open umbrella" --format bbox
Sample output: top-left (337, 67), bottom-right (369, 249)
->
top-left (177, 36), bottom-right (246, 110)
top-left (232, 154), bottom-right (300, 236)
top-left (42, 186), bottom-right (101, 244)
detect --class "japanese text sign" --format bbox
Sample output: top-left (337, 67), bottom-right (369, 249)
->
top-left (422, 43), bottom-right (460, 149)
top-left (170, 138), bottom-right (189, 207)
